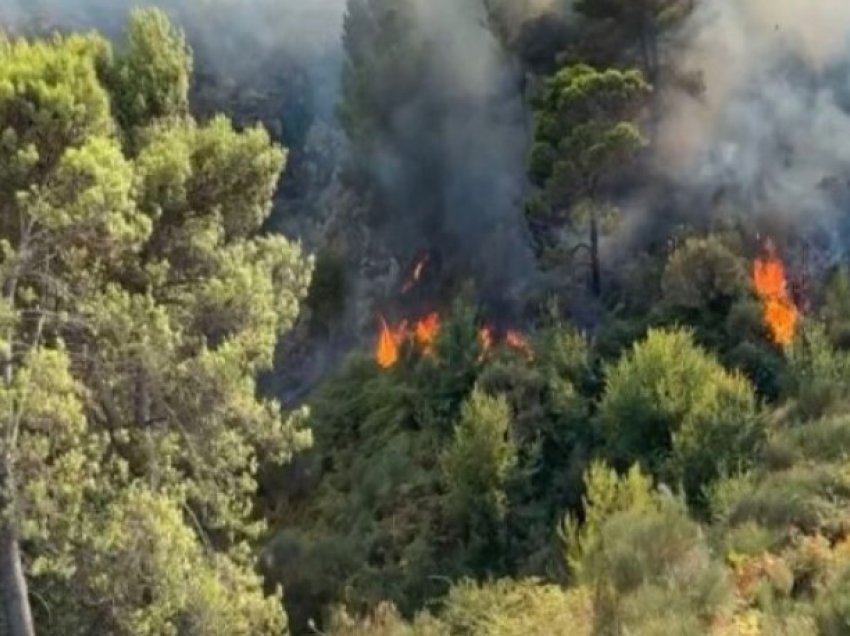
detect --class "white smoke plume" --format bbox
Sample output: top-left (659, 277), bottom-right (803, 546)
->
top-left (658, 0), bottom-right (850, 249)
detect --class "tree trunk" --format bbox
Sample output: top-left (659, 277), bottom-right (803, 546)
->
top-left (0, 466), bottom-right (35, 636)
top-left (1, 267), bottom-right (35, 636)
top-left (589, 205), bottom-right (601, 297)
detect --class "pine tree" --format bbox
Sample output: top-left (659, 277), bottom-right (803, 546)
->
top-left (0, 10), bottom-right (312, 633)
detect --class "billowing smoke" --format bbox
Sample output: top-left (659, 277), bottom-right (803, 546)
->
top-left (354, 0), bottom-right (539, 312)
top-left (657, 0), bottom-right (850, 253)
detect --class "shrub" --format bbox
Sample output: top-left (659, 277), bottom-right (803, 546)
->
top-left (599, 328), bottom-right (762, 502)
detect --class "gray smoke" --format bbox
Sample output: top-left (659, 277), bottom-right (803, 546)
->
top-left (657, 0), bottom-right (850, 253)
top-left (0, 0), bottom-right (348, 124)
top-left (361, 0), bottom-right (539, 307)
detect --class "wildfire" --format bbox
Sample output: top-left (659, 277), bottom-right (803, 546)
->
top-left (376, 316), bottom-right (403, 368)
top-left (752, 244), bottom-right (798, 347)
top-left (375, 312), bottom-right (441, 367)
top-left (415, 312), bottom-right (441, 353)
top-left (505, 330), bottom-right (535, 361)
top-left (376, 314), bottom-right (534, 368)
top-left (402, 252), bottom-right (430, 293)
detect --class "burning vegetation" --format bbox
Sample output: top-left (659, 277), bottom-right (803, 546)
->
top-left (752, 243), bottom-right (799, 347)
top-left (16, 3), bottom-right (850, 636)
top-left (375, 313), bottom-right (533, 368)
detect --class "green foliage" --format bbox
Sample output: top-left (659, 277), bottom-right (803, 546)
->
top-left (107, 8), bottom-right (192, 133)
top-left (529, 61), bottom-right (649, 293)
top-left (5, 4), bottom-right (850, 635)
top-left (562, 462), bottom-right (655, 578)
top-left (326, 578), bottom-right (594, 636)
top-left (712, 464), bottom-right (850, 540)
top-left (822, 266), bottom-right (850, 349)
top-left (0, 31), bottom-right (113, 226)
top-left (814, 564), bottom-right (850, 636)
top-left (3, 345), bottom-right (102, 580)
top-left (428, 578), bottom-right (593, 636)
top-left (785, 321), bottom-right (850, 418)
top-left (531, 63), bottom-right (650, 198)
top-left (563, 462), bottom-right (733, 633)
top-left (599, 328), bottom-right (762, 501)
top-left (443, 390), bottom-right (518, 553)
top-left (661, 235), bottom-right (749, 311)
top-left (579, 492), bottom-right (732, 634)
top-left (62, 486), bottom-right (286, 636)
top-left (0, 12), bottom-right (311, 633)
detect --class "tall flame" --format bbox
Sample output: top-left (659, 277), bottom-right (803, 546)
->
top-left (376, 316), bottom-right (400, 368)
top-left (753, 245), bottom-right (798, 347)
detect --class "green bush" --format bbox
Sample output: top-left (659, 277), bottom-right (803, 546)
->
top-left (579, 493), bottom-right (733, 633)
top-left (599, 328), bottom-right (763, 503)
top-left (443, 390), bottom-right (518, 532)
top-left (815, 565), bottom-right (850, 636)
top-left (785, 322), bottom-right (850, 418)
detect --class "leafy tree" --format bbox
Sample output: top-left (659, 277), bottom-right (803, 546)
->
top-left (661, 235), bottom-right (749, 313)
top-left (561, 461), bottom-right (655, 578)
top-left (529, 63), bottom-right (650, 295)
top-left (785, 321), bottom-right (850, 418)
top-left (0, 11), bottom-right (312, 634)
top-left (562, 462), bottom-right (732, 634)
top-left (443, 389), bottom-right (518, 565)
top-left (598, 328), bottom-right (762, 502)
top-left (821, 266), bottom-right (850, 349)
top-left (106, 7), bottom-right (192, 135)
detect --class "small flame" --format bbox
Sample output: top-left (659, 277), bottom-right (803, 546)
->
top-left (415, 312), bottom-right (441, 353)
top-left (505, 330), bottom-right (534, 360)
top-left (752, 243), bottom-right (798, 347)
top-left (376, 316), bottom-right (403, 368)
top-left (402, 252), bottom-right (430, 293)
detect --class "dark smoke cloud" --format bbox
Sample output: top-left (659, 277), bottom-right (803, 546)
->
top-left (362, 0), bottom-right (541, 309)
top-left (656, 0), bottom-right (850, 255)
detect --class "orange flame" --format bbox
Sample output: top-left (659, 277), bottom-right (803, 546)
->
top-left (376, 316), bottom-right (403, 368)
top-left (505, 330), bottom-right (534, 360)
top-left (752, 245), bottom-right (798, 347)
top-left (415, 312), bottom-right (441, 353)
top-left (376, 313), bottom-right (441, 367)
top-left (402, 252), bottom-right (430, 293)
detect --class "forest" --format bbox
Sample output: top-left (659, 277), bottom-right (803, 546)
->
top-left (2, 0), bottom-right (850, 635)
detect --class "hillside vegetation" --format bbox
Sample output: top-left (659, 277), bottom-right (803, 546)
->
top-left (3, 3), bottom-right (850, 636)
